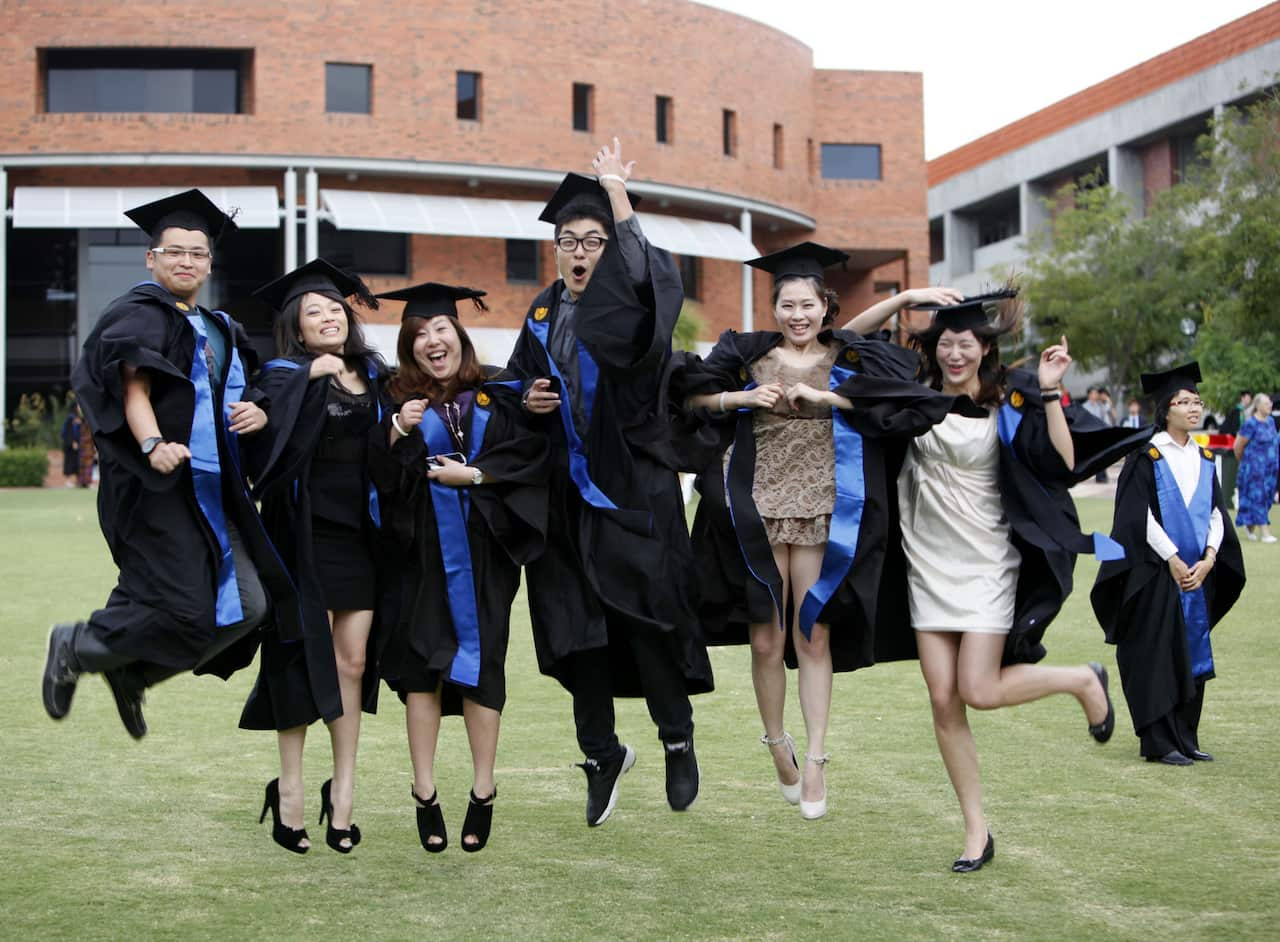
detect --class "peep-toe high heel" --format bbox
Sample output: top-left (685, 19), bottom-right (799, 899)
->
top-left (319, 778), bottom-right (362, 854)
top-left (414, 788), bottom-right (448, 853)
top-left (260, 778), bottom-right (309, 854)
top-left (461, 787), bottom-right (496, 853)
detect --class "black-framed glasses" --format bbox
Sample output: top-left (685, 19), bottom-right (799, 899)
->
top-left (1169, 398), bottom-right (1204, 409)
top-left (152, 246), bottom-right (212, 262)
top-left (554, 235), bottom-right (608, 253)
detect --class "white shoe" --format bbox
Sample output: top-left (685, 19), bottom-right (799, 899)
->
top-left (1245, 531), bottom-right (1259, 541)
top-left (1262, 534), bottom-right (1277, 544)
top-left (799, 753), bottom-right (829, 820)
top-left (761, 732), bottom-right (802, 805)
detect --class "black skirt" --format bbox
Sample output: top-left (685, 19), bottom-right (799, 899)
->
top-left (312, 516), bottom-right (377, 611)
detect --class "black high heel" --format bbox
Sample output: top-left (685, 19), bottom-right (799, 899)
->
top-left (319, 778), bottom-right (362, 854)
top-left (413, 788), bottom-right (447, 853)
top-left (260, 778), bottom-right (309, 854)
top-left (461, 787), bottom-right (496, 853)
top-left (952, 833), bottom-right (995, 873)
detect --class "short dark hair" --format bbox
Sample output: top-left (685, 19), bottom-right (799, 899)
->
top-left (553, 196), bottom-right (613, 239)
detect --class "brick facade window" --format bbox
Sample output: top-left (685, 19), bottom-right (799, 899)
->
top-left (773, 123), bottom-right (784, 169)
top-left (505, 239), bottom-right (540, 283)
top-left (326, 63), bottom-right (372, 114)
top-left (456, 71), bottom-right (481, 121)
top-left (656, 96), bottom-right (672, 144)
top-left (820, 143), bottom-right (881, 180)
top-left (573, 83), bottom-right (593, 131)
top-left (678, 254), bottom-right (700, 300)
top-left (722, 109), bottom-right (737, 157)
top-left (43, 48), bottom-right (246, 114)
top-left (301, 222), bottom-right (407, 274)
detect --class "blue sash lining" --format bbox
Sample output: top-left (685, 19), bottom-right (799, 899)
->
top-left (724, 380), bottom-right (785, 622)
top-left (419, 404), bottom-right (490, 688)
top-left (1153, 455), bottom-right (1216, 677)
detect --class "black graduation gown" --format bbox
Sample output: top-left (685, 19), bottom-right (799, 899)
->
top-left (1090, 446), bottom-right (1245, 734)
top-left (236, 355), bottom-right (392, 731)
top-left (505, 240), bottom-right (713, 697)
top-left (70, 282), bottom-right (300, 677)
top-left (681, 329), bottom-right (954, 672)
top-left (370, 381), bottom-right (549, 715)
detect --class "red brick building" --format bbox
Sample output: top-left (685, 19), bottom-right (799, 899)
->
top-left (0, 0), bottom-right (929, 436)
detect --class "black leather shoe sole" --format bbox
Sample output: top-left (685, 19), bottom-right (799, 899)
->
top-left (104, 668), bottom-right (147, 739)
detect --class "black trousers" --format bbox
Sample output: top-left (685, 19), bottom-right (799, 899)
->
top-left (571, 627), bottom-right (694, 762)
top-left (1138, 677), bottom-right (1207, 758)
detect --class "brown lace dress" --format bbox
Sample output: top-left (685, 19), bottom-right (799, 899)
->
top-left (725, 343), bottom-right (838, 545)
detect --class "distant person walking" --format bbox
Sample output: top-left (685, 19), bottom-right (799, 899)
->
top-left (1083, 387), bottom-right (1117, 482)
top-left (1233, 393), bottom-right (1278, 542)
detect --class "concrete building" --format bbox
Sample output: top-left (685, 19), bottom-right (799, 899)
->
top-left (927, 4), bottom-right (1280, 297)
top-left (0, 0), bottom-right (931, 444)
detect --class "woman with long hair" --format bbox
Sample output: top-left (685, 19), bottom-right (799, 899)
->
top-left (240, 259), bottom-right (389, 854)
top-left (1232, 392), bottom-right (1278, 542)
top-left (370, 282), bottom-right (548, 853)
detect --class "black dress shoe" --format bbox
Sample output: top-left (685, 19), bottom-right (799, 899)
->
top-left (1188, 750), bottom-right (1214, 762)
top-left (103, 667), bottom-right (147, 739)
top-left (1146, 751), bottom-right (1193, 766)
top-left (42, 623), bottom-right (81, 720)
top-left (664, 738), bottom-right (700, 812)
top-left (577, 743), bottom-right (635, 827)
top-left (1086, 662), bottom-right (1115, 744)
top-left (952, 833), bottom-right (995, 873)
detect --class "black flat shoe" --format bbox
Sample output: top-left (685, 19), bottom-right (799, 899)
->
top-left (319, 778), bottom-right (361, 853)
top-left (103, 666), bottom-right (147, 739)
top-left (952, 833), bottom-right (995, 873)
top-left (1087, 662), bottom-right (1115, 744)
top-left (260, 779), bottom-right (309, 854)
top-left (42, 623), bottom-right (81, 720)
top-left (1188, 750), bottom-right (1214, 762)
top-left (1146, 751), bottom-right (1194, 766)
top-left (461, 787), bottom-right (496, 853)
top-left (414, 788), bottom-right (447, 853)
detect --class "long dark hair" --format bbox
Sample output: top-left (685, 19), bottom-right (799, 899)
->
top-left (909, 293), bottom-right (1022, 408)
top-left (770, 275), bottom-right (841, 327)
top-left (272, 294), bottom-right (384, 372)
top-left (388, 316), bottom-right (485, 403)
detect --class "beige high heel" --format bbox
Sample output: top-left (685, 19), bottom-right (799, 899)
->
top-left (760, 732), bottom-right (802, 804)
top-left (800, 753), bottom-right (829, 820)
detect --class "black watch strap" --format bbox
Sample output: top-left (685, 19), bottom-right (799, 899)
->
top-left (140, 436), bottom-right (165, 455)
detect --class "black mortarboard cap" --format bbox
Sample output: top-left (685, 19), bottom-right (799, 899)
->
top-left (1141, 361), bottom-right (1201, 404)
top-left (253, 258), bottom-right (378, 312)
top-left (124, 188), bottom-right (238, 244)
top-left (912, 288), bottom-right (1018, 332)
top-left (375, 282), bottom-right (489, 320)
top-left (538, 172), bottom-right (641, 225)
top-left (745, 242), bottom-right (849, 283)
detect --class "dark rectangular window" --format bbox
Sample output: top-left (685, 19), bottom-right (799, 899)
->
top-left (326, 62), bottom-right (372, 114)
top-left (820, 143), bottom-right (882, 180)
top-left (573, 82), bottom-right (593, 131)
top-left (678, 254), bottom-right (700, 301)
top-left (656, 95), bottom-right (672, 144)
top-left (873, 281), bottom-right (900, 295)
top-left (505, 239), bottom-right (540, 283)
top-left (301, 223), bottom-right (408, 275)
top-left (929, 217), bottom-right (945, 262)
top-left (456, 71), bottom-right (481, 121)
top-left (772, 123), bottom-right (784, 169)
top-left (43, 48), bottom-right (245, 113)
top-left (722, 109), bottom-right (736, 157)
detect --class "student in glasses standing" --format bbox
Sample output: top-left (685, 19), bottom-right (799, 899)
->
top-left (43, 189), bottom-right (295, 740)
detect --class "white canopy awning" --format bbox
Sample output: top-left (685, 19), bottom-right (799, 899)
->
top-left (320, 189), bottom-right (758, 261)
top-left (11, 186), bottom-right (281, 229)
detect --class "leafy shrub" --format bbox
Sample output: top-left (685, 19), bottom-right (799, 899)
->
top-left (0, 448), bottom-right (51, 487)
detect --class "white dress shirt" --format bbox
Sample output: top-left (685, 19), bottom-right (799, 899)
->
top-left (1145, 431), bottom-right (1224, 560)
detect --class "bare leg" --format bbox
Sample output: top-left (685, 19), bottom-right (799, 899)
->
top-left (788, 543), bottom-right (832, 804)
top-left (461, 698), bottom-right (501, 847)
top-left (276, 725), bottom-right (310, 850)
top-left (407, 686), bottom-right (443, 782)
top-left (917, 630), bottom-right (987, 860)
top-left (751, 543), bottom-right (797, 785)
top-left (325, 608), bottom-right (373, 846)
top-left (955, 633), bottom-right (1108, 724)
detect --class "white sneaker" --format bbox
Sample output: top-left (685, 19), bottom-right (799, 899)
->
top-left (1262, 534), bottom-right (1277, 544)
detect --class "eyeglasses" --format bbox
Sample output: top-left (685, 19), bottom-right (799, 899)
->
top-left (152, 247), bottom-right (212, 262)
top-left (554, 235), bottom-right (608, 253)
top-left (1169, 398), bottom-right (1204, 409)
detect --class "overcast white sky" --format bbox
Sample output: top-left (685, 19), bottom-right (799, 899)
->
top-left (698, 0), bottom-right (1275, 159)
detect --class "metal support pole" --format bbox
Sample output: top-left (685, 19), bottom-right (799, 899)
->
top-left (740, 208), bottom-right (753, 333)
top-left (283, 168), bottom-right (298, 272)
top-left (0, 167), bottom-right (8, 450)
top-left (304, 168), bottom-right (319, 262)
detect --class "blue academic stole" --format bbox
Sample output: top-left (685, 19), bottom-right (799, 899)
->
top-left (262, 356), bottom-right (383, 528)
top-left (1152, 451), bottom-right (1216, 677)
top-left (418, 398), bottom-right (492, 688)
top-left (186, 309), bottom-right (246, 628)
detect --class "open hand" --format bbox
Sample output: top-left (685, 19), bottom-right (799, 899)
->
top-left (227, 401), bottom-right (268, 435)
top-left (592, 137), bottom-right (635, 186)
top-left (1038, 335), bottom-right (1072, 390)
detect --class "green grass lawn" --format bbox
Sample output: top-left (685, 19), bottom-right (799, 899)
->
top-left (2, 490), bottom-right (1277, 940)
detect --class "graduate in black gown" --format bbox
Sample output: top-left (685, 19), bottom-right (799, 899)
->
top-left (1091, 363), bottom-right (1245, 765)
top-left (505, 139), bottom-right (712, 827)
top-left (43, 189), bottom-right (295, 740)
top-left (681, 243), bottom-right (960, 821)
top-left (238, 259), bottom-right (390, 854)
top-left (369, 282), bottom-right (548, 853)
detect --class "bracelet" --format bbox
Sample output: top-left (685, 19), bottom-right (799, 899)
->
top-left (391, 413), bottom-right (408, 437)
top-left (719, 391), bottom-right (727, 414)
top-left (598, 173), bottom-right (627, 187)
top-left (1041, 392), bottom-right (1061, 403)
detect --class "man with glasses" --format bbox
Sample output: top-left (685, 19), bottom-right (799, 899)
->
top-left (42, 189), bottom-right (298, 739)
top-left (507, 139), bottom-right (712, 827)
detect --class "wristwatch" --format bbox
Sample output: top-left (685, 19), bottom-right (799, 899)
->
top-left (471, 468), bottom-right (485, 486)
top-left (140, 436), bottom-right (165, 455)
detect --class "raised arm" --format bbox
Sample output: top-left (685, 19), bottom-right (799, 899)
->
top-left (1037, 335), bottom-right (1074, 469)
top-left (840, 286), bottom-right (965, 335)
